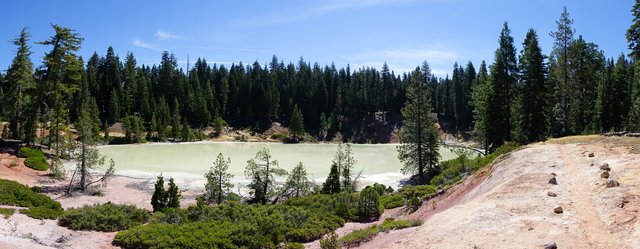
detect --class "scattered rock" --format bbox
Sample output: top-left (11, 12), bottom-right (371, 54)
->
top-left (600, 171), bottom-right (610, 179)
top-left (55, 235), bottom-right (68, 243)
top-left (554, 206), bottom-right (563, 214)
top-left (606, 180), bottom-right (620, 188)
top-left (590, 163), bottom-right (594, 166)
top-left (544, 241), bottom-right (558, 249)
top-left (588, 152), bottom-right (595, 157)
top-left (599, 163), bottom-right (611, 171)
top-left (548, 176), bottom-right (557, 185)
top-left (547, 191), bottom-right (557, 197)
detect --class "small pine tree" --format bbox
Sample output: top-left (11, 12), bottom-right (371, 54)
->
top-left (289, 104), bottom-right (305, 140)
top-left (151, 176), bottom-right (166, 212)
top-left (166, 177), bottom-right (180, 208)
top-left (322, 163), bottom-right (341, 194)
top-left (204, 153), bottom-right (234, 204)
top-left (358, 186), bottom-right (383, 221)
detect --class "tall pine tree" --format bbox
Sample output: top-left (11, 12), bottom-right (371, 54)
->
top-left (397, 65), bottom-right (440, 184)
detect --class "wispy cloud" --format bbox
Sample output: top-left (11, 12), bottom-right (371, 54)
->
top-left (155, 30), bottom-right (182, 40)
top-left (241, 0), bottom-right (414, 26)
top-left (173, 46), bottom-right (265, 53)
top-left (344, 47), bottom-right (458, 77)
top-left (132, 39), bottom-right (164, 51)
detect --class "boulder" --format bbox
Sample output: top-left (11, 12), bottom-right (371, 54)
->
top-left (544, 241), bottom-right (558, 249)
top-left (600, 171), bottom-right (610, 179)
top-left (606, 180), bottom-right (620, 188)
top-left (599, 163), bottom-right (610, 171)
top-left (547, 191), bottom-right (557, 197)
top-left (548, 176), bottom-right (557, 185)
top-left (588, 152), bottom-right (595, 157)
top-left (554, 206), bottom-right (563, 214)
top-left (55, 235), bottom-right (69, 243)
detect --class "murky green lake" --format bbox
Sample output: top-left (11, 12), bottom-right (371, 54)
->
top-left (98, 142), bottom-right (462, 189)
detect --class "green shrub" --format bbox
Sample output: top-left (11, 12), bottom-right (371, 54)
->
top-left (320, 231), bottom-right (339, 249)
top-left (270, 133), bottom-right (287, 140)
top-left (30, 186), bottom-right (42, 193)
top-left (17, 147), bottom-right (49, 171)
top-left (407, 196), bottom-right (422, 213)
top-left (0, 207), bottom-right (15, 218)
top-left (17, 147), bottom-right (44, 158)
top-left (339, 225), bottom-right (379, 248)
top-left (58, 202), bottom-right (150, 232)
top-left (380, 193), bottom-right (405, 209)
top-left (0, 179), bottom-right (63, 219)
top-left (358, 187), bottom-right (383, 221)
top-left (24, 156), bottom-right (49, 171)
top-left (399, 185), bottom-right (437, 199)
top-left (380, 218), bottom-right (423, 232)
top-left (284, 242), bottom-right (305, 249)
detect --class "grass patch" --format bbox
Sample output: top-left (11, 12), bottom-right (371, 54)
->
top-left (0, 179), bottom-right (63, 219)
top-left (339, 224), bottom-right (379, 248)
top-left (0, 207), bottom-right (15, 218)
top-left (338, 218), bottom-right (422, 247)
top-left (379, 218), bottom-right (423, 232)
top-left (58, 202), bottom-right (150, 232)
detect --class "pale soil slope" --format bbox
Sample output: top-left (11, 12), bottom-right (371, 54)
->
top-left (379, 138), bottom-right (640, 249)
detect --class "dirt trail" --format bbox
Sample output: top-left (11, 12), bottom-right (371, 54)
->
top-left (558, 144), bottom-right (621, 248)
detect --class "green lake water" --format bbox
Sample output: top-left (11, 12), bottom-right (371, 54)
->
top-left (98, 142), bottom-right (462, 189)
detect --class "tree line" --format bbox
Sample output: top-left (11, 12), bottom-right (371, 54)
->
top-left (0, 6), bottom-right (639, 154)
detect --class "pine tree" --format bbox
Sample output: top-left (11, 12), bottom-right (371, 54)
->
top-left (6, 28), bottom-right (35, 141)
top-left (340, 144), bottom-right (356, 192)
top-left (549, 7), bottom-right (575, 135)
top-left (289, 104), bottom-right (305, 140)
top-left (487, 22), bottom-right (518, 149)
top-left (37, 24), bottom-right (83, 151)
top-left (204, 153), bottom-right (234, 204)
top-left (68, 81), bottom-right (115, 192)
top-left (519, 29), bottom-right (548, 142)
top-left (472, 61), bottom-right (491, 154)
top-left (245, 148), bottom-right (286, 204)
top-left (151, 176), bottom-right (166, 212)
top-left (166, 177), bottom-right (180, 208)
top-left (358, 186), bottom-right (382, 221)
top-left (322, 163), bottom-right (341, 194)
top-left (627, 1), bottom-right (640, 132)
top-left (284, 162), bottom-right (312, 198)
top-left (397, 65), bottom-right (440, 184)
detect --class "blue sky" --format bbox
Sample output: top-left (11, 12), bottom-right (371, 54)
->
top-left (0, 0), bottom-right (634, 77)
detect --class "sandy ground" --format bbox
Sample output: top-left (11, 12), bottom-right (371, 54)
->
top-left (370, 136), bottom-right (640, 249)
top-left (0, 153), bottom-right (202, 249)
top-left (2, 136), bottom-right (639, 249)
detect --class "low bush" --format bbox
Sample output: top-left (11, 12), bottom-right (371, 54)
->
top-left (0, 179), bottom-right (63, 219)
top-left (284, 242), bottom-right (305, 249)
top-left (0, 207), bottom-right (15, 218)
top-left (24, 156), bottom-right (49, 171)
top-left (399, 185), bottom-right (437, 199)
top-left (380, 193), bottom-right (404, 209)
top-left (58, 202), bottom-right (150, 232)
top-left (319, 231), bottom-right (339, 249)
top-left (379, 218), bottom-right (422, 232)
top-left (17, 147), bottom-right (49, 171)
top-left (339, 225), bottom-right (379, 248)
top-left (270, 133), bottom-right (287, 140)
top-left (17, 147), bottom-right (44, 158)
top-left (115, 197), bottom-right (346, 248)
